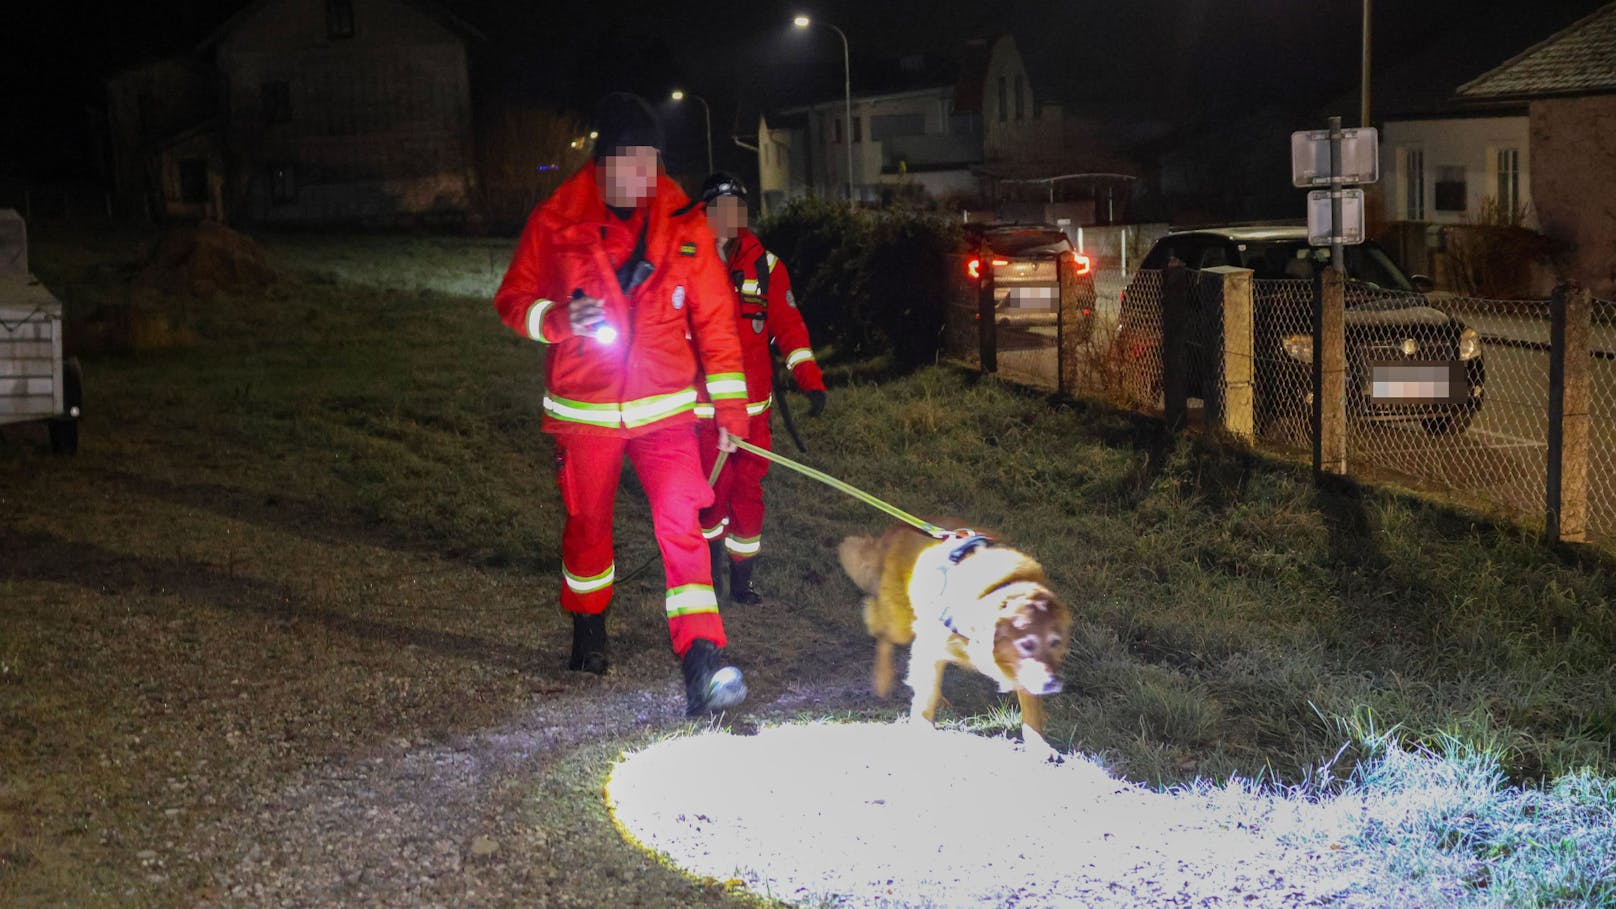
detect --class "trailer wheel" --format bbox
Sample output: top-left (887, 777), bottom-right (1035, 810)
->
top-left (49, 357), bottom-right (82, 456)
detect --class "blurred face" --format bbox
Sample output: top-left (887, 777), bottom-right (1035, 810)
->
top-left (600, 146), bottom-right (659, 208)
top-left (705, 194), bottom-right (747, 241)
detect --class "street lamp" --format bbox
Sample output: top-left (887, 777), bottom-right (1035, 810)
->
top-left (670, 89), bottom-right (713, 174)
top-left (792, 14), bottom-right (854, 206)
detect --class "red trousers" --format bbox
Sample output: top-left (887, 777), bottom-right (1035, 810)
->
top-left (553, 423), bottom-right (725, 657)
top-left (697, 413), bottom-right (772, 562)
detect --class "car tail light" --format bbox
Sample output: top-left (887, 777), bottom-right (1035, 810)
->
top-left (1067, 250), bottom-right (1092, 276)
top-left (967, 257), bottom-right (1010, 279)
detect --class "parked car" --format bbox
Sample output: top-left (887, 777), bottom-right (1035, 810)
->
top-left (961, 222), bottom-right (1097, 341)
top-left (1118, 225), bottom-right (1484, 435)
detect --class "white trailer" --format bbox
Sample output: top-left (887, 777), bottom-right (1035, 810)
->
top-left (0, 209), bottom-right (80, 453)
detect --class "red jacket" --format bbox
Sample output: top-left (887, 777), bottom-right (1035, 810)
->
top-left (494, 165), bottom-right (749, 438)
top-left (696, 228), bottom-right (824, 420)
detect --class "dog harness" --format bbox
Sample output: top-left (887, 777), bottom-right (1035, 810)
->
top-left (936, 531), bottom-right (996, 638)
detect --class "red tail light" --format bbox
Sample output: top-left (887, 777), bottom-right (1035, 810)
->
top-left (967, 257), bottom-right (981, 279)
top-left (1067, 250), bottom-right (1092, 276)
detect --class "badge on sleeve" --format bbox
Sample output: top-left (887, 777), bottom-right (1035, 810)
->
top-left (679, 242), bottom-right (697, 257)
top-left (786, 289), bottom-right (798, 308)
top-left (672, 285), bottom-right (686, 310)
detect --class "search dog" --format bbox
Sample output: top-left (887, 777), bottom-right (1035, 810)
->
top-left (837, 522), bottom-right (1070, 742)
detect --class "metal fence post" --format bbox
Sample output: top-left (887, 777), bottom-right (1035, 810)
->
top-left (1162, 263), bottom-right (1192, 431)
top-left (1206, 265), bottom-right (1255, 442)
top-left (1314, 267), bottom-right (1346, 476)
top-left (978, 262), bottom-right (997, 374)
top-left (1546, 283), bottom-right (1591, 543)
top-left (1058, 253), bottom-right (1080, 396)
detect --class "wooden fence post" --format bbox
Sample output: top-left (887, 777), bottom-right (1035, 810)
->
top-left (1058, 253), bottom-right (1081, 396)
top-left (1313, 267), bottom-right (1347, 477)
top-left (1546, 283), bottom-right (1591, 543)
top-left (1205, 266), bottom-right (1254, 442)
top-left (978, 260), bottom-right (997, 374)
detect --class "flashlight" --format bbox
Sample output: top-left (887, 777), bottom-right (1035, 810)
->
top-left (571, 289), bottom-right (616, 345)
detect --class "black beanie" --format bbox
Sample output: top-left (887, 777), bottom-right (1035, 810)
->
top-left (591, 92), bottom-right (664, 161)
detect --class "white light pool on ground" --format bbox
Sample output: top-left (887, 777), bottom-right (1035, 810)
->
top-left (605, 722), bottom-right (1396, 908)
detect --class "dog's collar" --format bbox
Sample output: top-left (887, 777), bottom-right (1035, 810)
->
top-left (937, 532), bottom-right (996, 638)
top-left (946, 532), bottom-right (994, 564)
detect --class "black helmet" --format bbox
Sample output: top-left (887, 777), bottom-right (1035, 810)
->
top-left (698, 172), bottom-right (748, 205)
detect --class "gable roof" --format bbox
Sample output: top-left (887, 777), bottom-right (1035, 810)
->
top-left (1459, 1), bottom-right (1616, 99)
top-left (198, 0), bottom-right (487, 50)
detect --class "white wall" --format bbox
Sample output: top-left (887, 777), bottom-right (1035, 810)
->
top-left (1382, 116), bottom-right (1534, 227)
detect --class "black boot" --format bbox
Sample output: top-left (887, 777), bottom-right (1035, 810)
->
top-left (681, 639), bottom-right (746, 716)
top-left (708, 538), bottom-right (729, 603)
top-left (567, 612), bottom-right (608, 675)
top-left (729, 557), bottom-right (762, 606)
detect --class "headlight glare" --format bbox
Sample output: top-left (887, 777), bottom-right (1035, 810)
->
top-left (1458, 326), bottom-right (1481, 360)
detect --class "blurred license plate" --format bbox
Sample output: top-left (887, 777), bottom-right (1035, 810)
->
top-left (996, 286), bottom-right (1057, 311)
top-left (1371, 362), bottom-right (1459, 401)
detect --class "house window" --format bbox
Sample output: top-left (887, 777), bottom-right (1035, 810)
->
top-left (833, 117), bottom-right (842, 143)
top-left (852, 115), bottom-right (862, 143)
top-left (1014, 74), bottom-right (1025, 120)
top-left (1434, 165), bottom-right (1466, 212)
top-left (262, 81), bottom-right (292, 124)
top-left (1494, 146), bottom-right (1521, 219)
top-left (327, 0), bottom-right (355, 39)
top-left (1398, 147), bottom-right (1425, 220)
top-left (178, 158), bottom-right (208, 204)
top-left (270, 164), bottom-right (297, 204)
top-left (997, 76), bottom-right (1007, 123)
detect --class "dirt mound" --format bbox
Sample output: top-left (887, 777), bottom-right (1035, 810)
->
top-left (137, 220), bottom-right (276, 296)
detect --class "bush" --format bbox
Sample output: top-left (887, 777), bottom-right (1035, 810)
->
top-left (757, 196), bottom-right (960, 369)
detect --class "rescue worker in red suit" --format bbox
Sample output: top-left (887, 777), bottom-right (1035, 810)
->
top-left (493, 93), bottom-right (750, 716)
top-left (690, 173), bottom-right (828, 604)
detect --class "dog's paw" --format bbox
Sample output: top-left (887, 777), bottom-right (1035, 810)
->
top-left (1021, 725), bottom-right (1064, 764)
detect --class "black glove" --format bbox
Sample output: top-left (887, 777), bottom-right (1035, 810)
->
top-left (807, 389), bottom-right (827, 417)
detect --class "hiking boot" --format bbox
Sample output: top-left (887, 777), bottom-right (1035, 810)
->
top-left (681, 639), bottom-right (746, 716)
top-left (729, 558), bottom-right (762, 606)
top-left (708, 538), bottom-right (729, 603)
top-left (567, 612), bottom-right (608, 675)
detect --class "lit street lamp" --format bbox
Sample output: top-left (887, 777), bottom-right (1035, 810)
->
top-left (792, 14), bottom-right (854, 206)
top-left (670, 89), bottom-right (713, 174)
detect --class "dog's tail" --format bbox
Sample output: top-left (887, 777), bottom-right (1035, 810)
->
top-left (837, 535), bottom-right (883, 594)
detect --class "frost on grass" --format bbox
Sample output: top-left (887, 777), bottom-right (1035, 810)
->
top-left (606, 723), bottom-right (1378, 908)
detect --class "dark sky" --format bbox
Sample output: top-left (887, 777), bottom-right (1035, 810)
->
top-left (3, 0), bottom-right (1608, 179)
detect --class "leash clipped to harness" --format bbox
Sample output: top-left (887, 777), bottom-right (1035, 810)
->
top-left (728, 437), bottom-right (969, 542)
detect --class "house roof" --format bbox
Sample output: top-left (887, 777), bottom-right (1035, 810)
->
top-left (1459, 1), bottom-right (1616, 99)
top-left (198, 0), bottom-right (487, 50)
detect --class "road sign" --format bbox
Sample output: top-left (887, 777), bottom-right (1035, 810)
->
top-left (1291, 127), bottom-right (1379, 187)
top-left (1307, 189), bottom-right (1365, 245)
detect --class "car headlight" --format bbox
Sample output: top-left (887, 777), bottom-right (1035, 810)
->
top-left (1458, 326), bottom-right (1482, 361)
top-left (1281, 333), bottom-right (1314, 363)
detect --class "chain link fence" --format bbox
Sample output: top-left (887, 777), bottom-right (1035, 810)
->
top-left (1589, 297), bottom-right (1616, 544)
top-left (944, 260), bottom-right (1616, 547)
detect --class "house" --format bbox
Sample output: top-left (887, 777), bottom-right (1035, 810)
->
top-left (758, 51), bottom-right (983, 210)
top-left (755, 35), bottom-right (1138, 221)
top-left (1456, 1), bottom-right (1616, 297)
top-left (104, 0), bottom-right (483, 226)
top-left (204, 0), bottom-right (483, 225)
